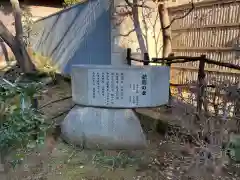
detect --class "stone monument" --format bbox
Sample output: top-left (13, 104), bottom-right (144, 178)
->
top-left (61, 65), bottom-right (170, 149)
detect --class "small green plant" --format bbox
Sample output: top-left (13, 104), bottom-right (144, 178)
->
top-left (63, 0), bottom-right (82, 7)
top-left (0, 80), bottom-right (49, 164)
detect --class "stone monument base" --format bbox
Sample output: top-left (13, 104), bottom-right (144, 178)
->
top-left (61, 106), bottom-right (147, 150)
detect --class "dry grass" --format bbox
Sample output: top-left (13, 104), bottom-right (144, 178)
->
top-left (0, 78), bottom-right (237, 180)
top-left (0, 62), bottom-right (239, 179)
top-left (27, 47), bottom-right (60, 74)
top-left (0, 47), bottom-right (59, 76)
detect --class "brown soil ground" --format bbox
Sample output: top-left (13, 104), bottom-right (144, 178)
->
top-left (0, 77), bottom-right (238, 180)
top-left (0, 2), bottom-right (239, 180)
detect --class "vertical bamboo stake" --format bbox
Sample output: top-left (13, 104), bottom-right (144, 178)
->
top-left (167, 53), bottom-right (174, 108)
top-left (143, 53), bottom-right (150, 66)
top-left (126, 48), bottom-right (132, 66)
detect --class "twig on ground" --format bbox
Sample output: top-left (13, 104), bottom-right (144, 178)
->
top-left (51, 104), bottom-right (76, 120)
top-left (39, 96), bottom-right (72, 110)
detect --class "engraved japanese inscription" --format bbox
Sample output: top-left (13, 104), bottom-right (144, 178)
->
top-left (88, 69), bottom-right (151, 107)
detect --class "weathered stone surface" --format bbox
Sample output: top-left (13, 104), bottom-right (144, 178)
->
top-left (71, 65), bottom-right (170, 108)
top-left (61, 106), bottom-right (147, 150)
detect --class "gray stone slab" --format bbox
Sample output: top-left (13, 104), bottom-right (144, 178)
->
top-left (71, 65), bottom-right (170, 108)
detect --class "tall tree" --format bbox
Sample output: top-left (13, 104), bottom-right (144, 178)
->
top-left (114, 0), bottom-right (194, 58)
top-left (158, 0), bottom-right (194, 58)
top-left (158, 2), bottom-right (171, 58)
top-left (0, 0), bottom-right (36, 74)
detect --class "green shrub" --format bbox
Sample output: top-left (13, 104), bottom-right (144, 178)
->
top-left (0, 80), bottom-right (49, 164)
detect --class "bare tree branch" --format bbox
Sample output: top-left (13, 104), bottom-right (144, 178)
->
top-left (124, 0), bottom-right (151, 8)
top-left (112, 5), bottom-right (132, 28)
top-left (125, 0), bottom-right (133, 7)
top-left (0, 0), bottom-right (36, 73)
top-left (162, 0), bottom-right (195, 30)
top-left (141, 3), bottom-right (149, 51)
top-left (118, 28), bottom-right (136, 37)
top-left (10, 0), bottom-right (23, 39)
top-left (114, 0), bottom-right (194, 56)
top-left (132, 0), bottom-right (147, 54)
top-left (0, 38), bottom-right (10, 62)
top-left (114, 10), bottom-right (132, 17)
top-left (0, 21), bottom-right (15, 50)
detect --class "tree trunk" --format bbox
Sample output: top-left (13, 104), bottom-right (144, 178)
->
top-left (0, 0), bottom-right (36, 74)
top-left (158, 3), bottom-right (172, 58)
top-left (12, 0), bottom-right (36, 73)
top-left (158, 3), bottom-right (172, 110)
top-left (132, 0), bottom-right (147, 57)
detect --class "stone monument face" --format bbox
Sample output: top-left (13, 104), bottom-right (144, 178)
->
top-left (71, 65), bottom-right (170, 108)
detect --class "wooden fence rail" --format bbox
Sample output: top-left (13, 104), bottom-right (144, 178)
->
top-left (126, 48), bottom-right (240, 116)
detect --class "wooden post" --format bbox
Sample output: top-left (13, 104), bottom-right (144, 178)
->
top-left (235, 82), bottom-right (240, 133)
top-left (167, 53), bottom-right (174, 66)
top-left (143, 53), bottom-right (150, 65)
top-left (126, 48), bottom-right (132, 66)
top-left (167, 53), bottom-right (174, 109)
top-left (236, 101), bottom-right (240, 133)
top-left (197, 55), bottom-right (206, 114)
